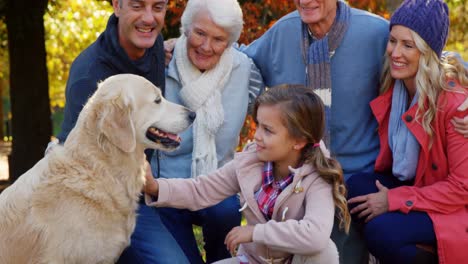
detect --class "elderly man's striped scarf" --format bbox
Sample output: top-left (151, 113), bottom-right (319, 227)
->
top-left (301, 1), bottom-right (350, 148)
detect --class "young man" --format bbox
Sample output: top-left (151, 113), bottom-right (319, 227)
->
top-left (58, 0), bottom-right (167, 142)
top-left (57, 0), bottom-right (189, 263)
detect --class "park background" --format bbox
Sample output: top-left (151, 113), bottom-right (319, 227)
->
top-left (0, 0), bottom-right (465, 259)
top-left (0, 0), bottom-right (466, 183)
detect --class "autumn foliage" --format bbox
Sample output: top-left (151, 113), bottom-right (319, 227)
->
top-left (348, 0), bottom-right (391, 19)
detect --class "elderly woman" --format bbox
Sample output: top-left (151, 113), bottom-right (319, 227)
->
top-left (347, 1), bottom-right (468, 264)
top-left (119, 0), bottom-right (264, 263)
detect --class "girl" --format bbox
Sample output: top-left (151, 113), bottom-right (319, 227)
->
top-left (144, 84), bottom-right (350, 264)
top-left (347, 0), bottom-right (468, 263)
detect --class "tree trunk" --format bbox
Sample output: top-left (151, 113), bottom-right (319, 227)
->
top-left (0, 79), bottom-right (4, 139)
top-left (6, 0), bottom-right (51, 182)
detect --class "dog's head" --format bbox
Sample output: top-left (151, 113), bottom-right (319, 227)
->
top-left (89, 74), bottom-right (195, 153)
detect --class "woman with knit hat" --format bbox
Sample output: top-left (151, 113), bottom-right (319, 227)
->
top-left (346, 0), bottom-right (468, 263)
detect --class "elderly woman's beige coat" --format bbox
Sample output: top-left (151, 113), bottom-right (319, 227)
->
top-left (147, 143), bottom-right (337, 263)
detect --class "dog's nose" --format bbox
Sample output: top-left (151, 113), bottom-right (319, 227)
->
top-left (188, 111), bottom-right (196, 122)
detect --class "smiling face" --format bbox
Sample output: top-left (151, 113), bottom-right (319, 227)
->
top-left (254, 104), bottom-right (305, 171)
top-left (113, 0), bottom-right (167, 60)
top-left (294, 0), bottom-right (337, 37)
top-left (387, 25), bottom-right (422, 90)
top-left (186, 10), bottom-right (230, 71)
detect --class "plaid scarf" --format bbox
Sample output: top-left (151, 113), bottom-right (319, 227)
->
top-left (255, 162), bottom-right (294, 220)
top-left (301, 1), bottom-right (350, 147)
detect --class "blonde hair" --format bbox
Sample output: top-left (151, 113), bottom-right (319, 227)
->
top-left (381, 30), bottom-right (468, 142)
top-left (253, 84), bottom-right (351, 233)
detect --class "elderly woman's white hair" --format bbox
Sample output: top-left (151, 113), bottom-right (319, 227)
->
top-left (180, 0), bottom-right (243, 45)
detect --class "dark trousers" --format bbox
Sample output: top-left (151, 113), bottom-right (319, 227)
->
top-left (347, 172), bottom-right (437, 264)
top-left (159, 195), bottom-right (241, 264)
top-left (116, 204), bottom-right (189, 264)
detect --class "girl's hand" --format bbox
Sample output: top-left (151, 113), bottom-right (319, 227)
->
top-left (224, 225), bottom-right (254, 256)
top-left (144, 162), bottom-right (159, 197)
top-left (348, 180), bottom-right (389, 222)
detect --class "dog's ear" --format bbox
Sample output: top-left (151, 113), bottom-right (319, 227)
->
top-left (99, 96), bottom-right (136, 153)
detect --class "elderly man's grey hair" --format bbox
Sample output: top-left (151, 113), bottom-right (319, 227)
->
top-left (181, 0), bottom-right (244, 45)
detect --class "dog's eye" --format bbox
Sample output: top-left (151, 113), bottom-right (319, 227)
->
top-left (154, 98), bottom-right (161, 104)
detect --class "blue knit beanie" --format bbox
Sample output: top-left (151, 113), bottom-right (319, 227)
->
top-left (390, 0), bottom-right (449, 57)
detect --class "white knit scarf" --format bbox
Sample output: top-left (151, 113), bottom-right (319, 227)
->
top-left (175, 35), bottom-right (233, 177)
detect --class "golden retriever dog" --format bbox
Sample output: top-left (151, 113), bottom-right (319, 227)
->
top-left (0, 74), bottom-right (195, 264)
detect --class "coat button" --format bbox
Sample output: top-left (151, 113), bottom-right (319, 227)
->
top-left (405, 115), bottom-right (413, 122)
top-left (432, 163), bottom-right (438, 170)
top-left (294, 186), bottom-right (304, 193)
top-left (405, 200), bottom-right (413, 207)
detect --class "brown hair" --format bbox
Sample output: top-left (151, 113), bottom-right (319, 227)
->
top-left (253, 84), bottom-right (350, 233)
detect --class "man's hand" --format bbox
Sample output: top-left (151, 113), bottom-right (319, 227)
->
top-left (348, 180), bottom-right (389, 223)
top-left (451, 97), bottom-right (468, 138)
top-left (164, 38), bottom-right (177, 66)
top-left (224, 225), bottom-right (254, 256)
top-left (143, 161), bottom-right (159, 197)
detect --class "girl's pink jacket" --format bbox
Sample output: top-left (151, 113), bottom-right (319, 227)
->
top-left (146, 143), bottom-right (336, 263)
top-left (370, 80), bottom-right (468, 264)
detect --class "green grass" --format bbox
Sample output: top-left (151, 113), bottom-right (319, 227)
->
top-left (193, 217), bottom-right (247, 261)
top-left (193, 225), bottom-right (206, 261)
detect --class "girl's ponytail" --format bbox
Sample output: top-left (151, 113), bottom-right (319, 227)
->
top-left (302, 145), bottom-right (350, 233)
